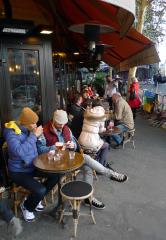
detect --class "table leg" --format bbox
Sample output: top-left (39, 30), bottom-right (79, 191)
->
top-left (49, 174), bottom-right (62, 219)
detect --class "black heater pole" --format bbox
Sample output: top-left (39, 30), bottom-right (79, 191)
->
top-left (58, 56), bottom-right (64, 109)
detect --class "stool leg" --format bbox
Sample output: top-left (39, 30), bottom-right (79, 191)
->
top-left (59, 198), bottom-right (65, 223)
top-left (43, 196), bottom-right (47, 206)
top-left (73, 200), bottom-right (79, 237)
top-left (89, 196), bottom-right (96, 224)
top-left (13, 191), bottom-right (18, 217)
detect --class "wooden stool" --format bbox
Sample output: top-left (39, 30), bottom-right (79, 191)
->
top-left (60, 180), bottom-right (96, 237)
top-left (123, 128), bottom-right (135, 149)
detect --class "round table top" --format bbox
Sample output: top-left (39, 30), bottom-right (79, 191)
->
top-left (99, 126), bottom-right (121, 136)
top-left (33, 151), bottom-right (84, 174)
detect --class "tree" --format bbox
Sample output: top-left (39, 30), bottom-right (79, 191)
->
top-left (127, 0), bottom-right (166, 97)
top-left (143, 0), bottom-right (166, 43)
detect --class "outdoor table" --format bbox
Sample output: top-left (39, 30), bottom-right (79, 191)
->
top-left (99, 126), bottom-right (122, 137)
top-left (33, 150), bottom-right (84, 217)
top-left (34, 151), bottom-right (84, 174)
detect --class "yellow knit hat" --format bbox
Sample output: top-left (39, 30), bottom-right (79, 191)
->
top-left (19, 107), bottom-right (39, 126)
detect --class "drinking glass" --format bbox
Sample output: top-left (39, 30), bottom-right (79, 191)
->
top-left (55, 142), bottom-right (64, 159)
top-left (109, 121), bottom-right (114, 131)
top-left (55, 142), bottom-right (64, 151)
top-left (68, 147), bottom-right (75, 160)
top-left (66, 142), bottom-right (75, 160)
top-left (47, 150), bottom-right (55, 162)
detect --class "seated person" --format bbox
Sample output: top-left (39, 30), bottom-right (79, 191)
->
top-left (37, 110), bottom-right (128, 210)
top-left (111, 93), bottom-right (134, 148)
top-left (78, 103), bottom-right (111, 168)
top-left (3, 107), bottom-right (59, 222)
top-left (82, 88), bottom-right (91, 106)
top-left (68, 93), bottom-right (84, 139)
top-left (0, 186), bottom-right (22, 237)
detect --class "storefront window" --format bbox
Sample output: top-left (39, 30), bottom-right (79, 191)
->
top-left (8, 49), bottom-right (41, 119)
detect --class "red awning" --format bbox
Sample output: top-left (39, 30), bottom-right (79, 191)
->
top-left (4, 0), bottom-right (159, 70)
top-left (56, 0), bottom-right (135, 37)
top-left (54, 0), bottom-right (159, 70)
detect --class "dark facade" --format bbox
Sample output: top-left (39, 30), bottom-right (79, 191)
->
top-left (0, 35), bottom-right (56, 131)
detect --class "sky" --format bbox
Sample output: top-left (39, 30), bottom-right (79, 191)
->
top-left (158, 40), bottom-right (166, 64)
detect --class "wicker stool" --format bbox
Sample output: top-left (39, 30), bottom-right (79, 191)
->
top-left (123, 128), bottom-right (135, 149)
top-left (60, 181), bottom-right (96, 237)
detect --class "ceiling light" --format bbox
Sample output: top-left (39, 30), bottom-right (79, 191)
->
top-left (40, 30), bottom-right (53, 35)
top-left (73, 52), bottom-right (79, 55)
top-left (53, 52), bottom-right (66, 58)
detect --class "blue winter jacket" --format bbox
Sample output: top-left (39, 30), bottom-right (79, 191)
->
top-left (3, 124), bottom-right (38, 173)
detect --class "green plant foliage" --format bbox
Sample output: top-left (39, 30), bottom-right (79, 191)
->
top-left (136, 0), bottom-right (166, 43)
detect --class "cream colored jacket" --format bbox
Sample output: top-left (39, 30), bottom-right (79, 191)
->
top-left (115, 97), bottom-right (134, 129)
top-left (78, 107), bottom-right (106, 151)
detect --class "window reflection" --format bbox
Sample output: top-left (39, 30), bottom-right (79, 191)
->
top-left (8, 49), bottom-right (41, 119)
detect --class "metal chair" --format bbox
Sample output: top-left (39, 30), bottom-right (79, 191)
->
top-left (123, 128), bottom-right (135, 149)
top-left (59, 180), bottom-right (96, 238)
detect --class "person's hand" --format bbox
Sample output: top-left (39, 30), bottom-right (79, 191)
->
top-left (33, 126), bottom-right (43, 138)
top-left (66, 141), bottom-right (75, 149)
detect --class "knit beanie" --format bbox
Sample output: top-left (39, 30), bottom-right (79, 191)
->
top-left (53, 110), bottom-right (68, 124)
top-left (19, 107), bottom-right (39, 126)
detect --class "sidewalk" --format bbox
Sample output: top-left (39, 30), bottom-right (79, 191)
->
top-left (0, 114), bottom-right (166, 240)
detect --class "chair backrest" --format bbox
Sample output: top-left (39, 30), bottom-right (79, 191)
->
top-left (1, 145), bottom-right (10, 187)
top-left (73, 136), bottom-right (83, 154)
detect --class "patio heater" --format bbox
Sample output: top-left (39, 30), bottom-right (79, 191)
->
top-left (69, 23), bottom-right (114, 53)
top-left (95, 43), bottom-right (113, 61)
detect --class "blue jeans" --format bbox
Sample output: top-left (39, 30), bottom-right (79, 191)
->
top-left (0, 199), bottom-right (14, 222)
top-left (96, 142), bottom-right (109, 167)
top-left (111, 124), bottom-right (129, 145)
top-left (9, 170), bottom-right (59, 212)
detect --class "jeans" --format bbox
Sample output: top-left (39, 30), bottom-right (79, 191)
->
top-left (9, 170), bottom-right (59, 212)
top-left (81, 164), bottom-right (94, 185)
top-left (111, 124), bottom-right (129, 145)
top-left (82, 154), bottom-right (114, 185)
top-left (0, 199), bottom-right (14, 223)
top-left (96, 142), bottom-right (109, 167)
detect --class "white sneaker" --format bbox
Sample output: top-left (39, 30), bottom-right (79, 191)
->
top-left (20, 202), bottom-right (35, 222)
top-left (110, 171), bottom-right (128, 182)
top-left (84, 197), bottom-right (105, 210)
top-left (35, 201), bottom-right (44, 212)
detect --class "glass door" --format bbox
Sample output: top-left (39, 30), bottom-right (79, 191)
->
top-left (8, 49), bottom-right (41, 119)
